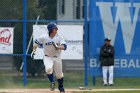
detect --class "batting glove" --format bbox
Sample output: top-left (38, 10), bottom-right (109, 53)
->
top-left (52, 41), bottom-right (59, 50)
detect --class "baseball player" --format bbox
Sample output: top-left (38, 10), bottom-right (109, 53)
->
top-left (99, 38), bottom-right (114, 86)
top-left (31, 22), bottom-right (67, 93)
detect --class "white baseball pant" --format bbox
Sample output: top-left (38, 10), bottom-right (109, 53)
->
top-left (102, 66), bottom-right (114, 84)
top-left (43, 56), bottom-right (63, 79)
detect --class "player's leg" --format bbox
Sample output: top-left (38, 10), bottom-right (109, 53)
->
top-left (43, 56), bottom-right (55, 91)
top-left (57, 78), bottom-right (64, 93)
top-left (53, 57), bottom-right (65, 93)
top-left (102, 66), bottom-right (108, 85)
top-left (108, 65), bottom-right (114, 85)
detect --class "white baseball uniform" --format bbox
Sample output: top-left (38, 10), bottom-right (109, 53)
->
top-left (34, 33), bottom-right (66, 79)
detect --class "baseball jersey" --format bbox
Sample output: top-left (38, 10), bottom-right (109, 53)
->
top-left (34, 33), bottom-right (66, 57)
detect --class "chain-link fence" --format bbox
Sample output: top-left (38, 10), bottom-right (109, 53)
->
top-left (0, 0), bottom-right (88, 89)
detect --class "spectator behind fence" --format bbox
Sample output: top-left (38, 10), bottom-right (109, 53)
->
top-left (99, 38), bottom-right (115, 86)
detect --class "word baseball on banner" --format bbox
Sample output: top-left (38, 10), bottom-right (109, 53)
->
top-left (0, 27), bottom-right (14, 54)
top-left (33, 25), bottom-right (83, 60)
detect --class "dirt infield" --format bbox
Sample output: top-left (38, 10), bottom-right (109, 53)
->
top-left (0, 89), bottom-right (140, 93)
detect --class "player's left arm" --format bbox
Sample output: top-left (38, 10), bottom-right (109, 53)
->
top-left (58, 44), bottom-right (67, 50)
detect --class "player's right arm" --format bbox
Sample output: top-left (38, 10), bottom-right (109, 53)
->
top-left (31, 35), bottom-right (45, 58)
top-left (31, 44), bottom-right (38, 58)
top-left (100, 46), bottom-right (109, 57)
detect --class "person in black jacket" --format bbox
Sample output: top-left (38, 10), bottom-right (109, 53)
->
top-left (99, 38), bottom-right (115, 86)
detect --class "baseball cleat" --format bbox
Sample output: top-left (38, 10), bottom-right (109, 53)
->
top-left (50, 82), bottom-right (55, 91)
top-left (60, 90), bottom-right (65, 93)
top-left (59, 86), bottom-right (65, 93)
top-left (60, 92), bottom-right (65, 93)
top-left (103, 83), bottom-right (108, 86)
top-left (109, 84), bottom-right (114, 86)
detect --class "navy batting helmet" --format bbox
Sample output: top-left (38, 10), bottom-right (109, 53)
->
top-left (47, 22), bottom-right (58, 32)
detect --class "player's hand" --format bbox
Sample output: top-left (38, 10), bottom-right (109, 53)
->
top-left (31, 50), bottom-right (36, 58)
top-left (52, 41), bottom-right (59, 50)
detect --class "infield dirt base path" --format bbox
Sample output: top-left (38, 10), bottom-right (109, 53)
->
top-left (0, 89), bottom-right (140, 93)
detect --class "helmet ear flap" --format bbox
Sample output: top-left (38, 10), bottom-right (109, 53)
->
top-left (48, 30), bottom-right (53, 36)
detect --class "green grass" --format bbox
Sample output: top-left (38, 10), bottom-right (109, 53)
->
top-left (0, 71), bottom-right (140, 89)
top-left (74, 91), bottom-right (140, 93)
top-left (93, 77), bottom-right (140, 89)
